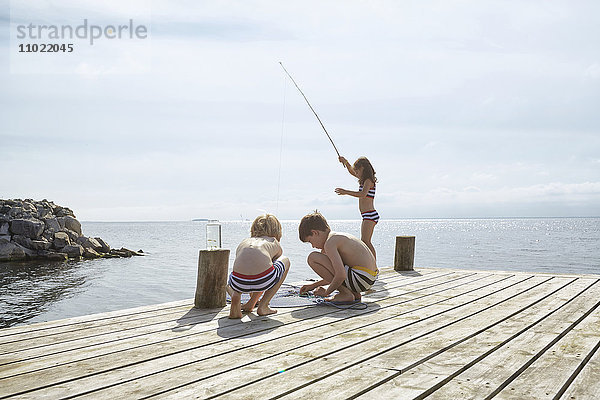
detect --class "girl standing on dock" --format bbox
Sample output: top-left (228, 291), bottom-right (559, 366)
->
top-left (335, 156), bottom-right (379, 260)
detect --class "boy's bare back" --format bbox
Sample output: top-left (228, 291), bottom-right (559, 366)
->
top-left (326, 232), bottom-right (376, 272)
top-left (233, 236), bottom-right (282, 275)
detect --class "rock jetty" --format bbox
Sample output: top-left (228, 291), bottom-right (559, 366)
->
top-left (0, 199), bottom-right (143, 262)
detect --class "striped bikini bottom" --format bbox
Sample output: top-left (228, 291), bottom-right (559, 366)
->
top-left (361, 209), bottom-right (380, 223)
top-left (343, 265), bottom-right (379, 293)
top-left (228, 260), bottom-right (286, 293)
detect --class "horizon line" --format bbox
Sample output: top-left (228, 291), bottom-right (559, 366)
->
top-left (79, 216), bottom-right (600, 223)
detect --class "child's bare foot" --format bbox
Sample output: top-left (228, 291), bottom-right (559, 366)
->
top-left (241, 302), bottom-right (255, 312)
top-left (257, 305), bottom-right (277, 316)
top-left (353, 292), bottom-right (362, 302)
top-left (327, 292), bottom-right (356, 303)
top-left (229, 305), bottom-right (243, 319)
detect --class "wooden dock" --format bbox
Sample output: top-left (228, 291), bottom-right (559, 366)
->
top-left (1, 267), bottom-right (599, 399)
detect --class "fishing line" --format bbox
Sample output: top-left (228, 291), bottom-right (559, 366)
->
top-left (278, 62), bottom-right (341, 157)
top-left (276, 73), bottom-right (287, 214)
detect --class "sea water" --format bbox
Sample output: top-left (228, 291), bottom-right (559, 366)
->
top-left (1, 218), bottom-right (598, 328)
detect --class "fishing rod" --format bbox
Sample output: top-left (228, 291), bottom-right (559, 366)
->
top-left (278, 62), bottom-right (341, 158)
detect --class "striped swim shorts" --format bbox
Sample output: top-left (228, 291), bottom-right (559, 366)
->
top-left (343, 265), bottom-right (379, 293)
top-left (228, 260), bottom-right (286, 293)
top-left (361, 209), bottom-right (380, 223)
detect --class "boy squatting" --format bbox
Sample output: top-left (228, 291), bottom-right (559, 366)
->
top-left (298, 211), bottom-right (378, 303)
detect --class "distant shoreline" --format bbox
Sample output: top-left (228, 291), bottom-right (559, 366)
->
top-left (78, 216), bottom-right (600, 224)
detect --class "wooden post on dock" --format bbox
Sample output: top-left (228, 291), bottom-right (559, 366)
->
top-left (195, 249), bottom-right (230, 308)
top-left (394, 236), bottom-right (415, 271)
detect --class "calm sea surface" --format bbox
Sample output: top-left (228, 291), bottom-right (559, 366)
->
top-left (1, 218), bottom-right (599, 328)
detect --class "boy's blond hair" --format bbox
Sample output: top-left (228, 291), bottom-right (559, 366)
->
top-left (251, 214), bottom-right (282, 241)
top-left (298, 211), bottom-right (330, 242)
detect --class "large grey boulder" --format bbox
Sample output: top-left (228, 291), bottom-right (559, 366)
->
top-left (94, 237), bottom-right (111, 253)
top-left (36, 204), bottom-right (53, 219)
top-left (64, 229), bottom-right (79, 243)
top-left (56, 217), bottom-right (66, 230)
top-left (109, 247), bottom-right (144, 257)
top-left (31, 239), bottom-right (52, 251)
top-left (0, 222), bottom-right (9, 235)
top-left (41, 229), bottom-right (55, 243)
top-left (0, 240), bottom-right (27, 261)
top-left (37, 251), bottom-right (68, 261)
top-left (9, 219), bottom-right (44, 239)
top-left (44, 218), bottom-right (61, 233)
top-left (62, 244), bottom-right (84, 258)
top-left (22, 202), bottom-right (36, 213)
top-left (83, 247), bottom-right (101, 259)
top-left (55, 206), bottom-right (74, 217)
top-left (76, 236), bottom-right (103, 252)
top-left (8, 207), bottom-right (25, 218)
top-left (63, 216), bottom-right (82, 236)
top-left (12, 235), bottom-right (32, 249)
top-left (53, 232), bottom-right (71, 249)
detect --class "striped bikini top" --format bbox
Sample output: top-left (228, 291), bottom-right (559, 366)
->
top-left (359, 183), bottom-right (376, 199)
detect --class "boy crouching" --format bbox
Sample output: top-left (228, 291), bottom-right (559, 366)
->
top-left (227, 214), bottom-right (290, 318)
top-left (298, 211), bottom-right (377, 303)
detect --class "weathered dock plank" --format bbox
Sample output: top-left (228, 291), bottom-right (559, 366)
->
top-left (0, 267), bottom-right (598, 400)
top-left (0, 298), bottom-right (193, 340)
top-left (494, 291), bottom-right (600, 399)
top-left (558, 339), bottom-right (600, 400)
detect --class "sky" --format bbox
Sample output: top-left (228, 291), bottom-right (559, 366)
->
top-left (1, 0), bottom-right (599, 221)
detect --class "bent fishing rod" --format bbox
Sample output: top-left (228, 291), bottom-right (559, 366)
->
top-left (278, 62), bottom-right (341, 158)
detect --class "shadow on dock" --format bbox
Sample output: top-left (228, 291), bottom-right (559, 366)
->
top-left (216, 314), bottom-right (285, 338)
top-left (172, 308), bottom-right (222, 332)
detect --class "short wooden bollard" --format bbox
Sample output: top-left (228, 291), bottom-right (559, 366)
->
top-left (194, 249), bottom-right (230, 308)
top-left (394, 236), bottom-right (415, 271)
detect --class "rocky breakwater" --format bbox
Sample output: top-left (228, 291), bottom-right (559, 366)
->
top-left (0, 199), bottom-right (143, 262)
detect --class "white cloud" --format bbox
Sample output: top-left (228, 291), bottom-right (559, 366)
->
top-left (585, 64), bottom-right (600, 80)
top-left (471, 172), bottom-right (496, 182)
